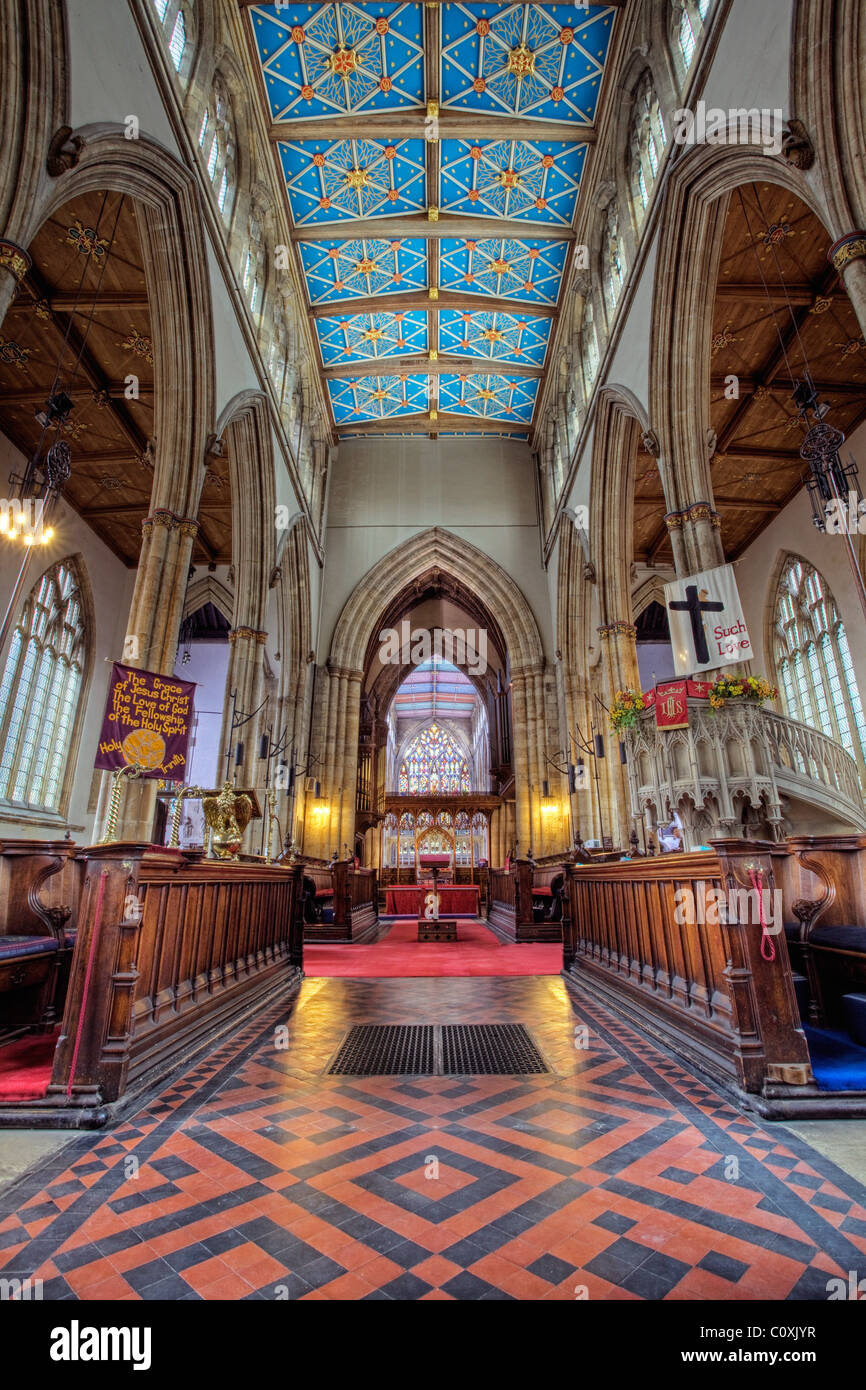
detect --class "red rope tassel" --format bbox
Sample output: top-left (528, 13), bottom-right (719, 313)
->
top-left (749, 867), bottom-right (776, 962)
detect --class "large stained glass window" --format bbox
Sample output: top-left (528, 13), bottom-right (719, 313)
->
top-left (398, 722), bottom-right (470, 795)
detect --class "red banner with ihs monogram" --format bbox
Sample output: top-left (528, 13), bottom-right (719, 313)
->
top-left (655, 681), bottom-right (689, 729)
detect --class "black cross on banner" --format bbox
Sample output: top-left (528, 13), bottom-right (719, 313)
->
top-left (668, 585), bottom-right (725, 666)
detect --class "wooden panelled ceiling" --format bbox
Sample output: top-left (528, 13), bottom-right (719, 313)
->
top-left (0, 192), bottom-right (233, 568)
top-left (634, 182), bottom-right (866, 567)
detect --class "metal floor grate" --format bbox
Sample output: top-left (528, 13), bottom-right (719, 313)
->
top-left (327, 1023), bottom-right (549, 1076)
top-left (442, 1024), bottom-right (548, 1075)
top-left (327, 1025), bottom-right (435, 1075)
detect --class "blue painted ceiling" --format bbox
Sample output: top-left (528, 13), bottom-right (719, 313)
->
top-left (247, 3), bottom-right (619, 435)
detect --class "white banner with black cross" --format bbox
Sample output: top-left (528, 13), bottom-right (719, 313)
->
top-left (664, 562), bottom-right (753, 677)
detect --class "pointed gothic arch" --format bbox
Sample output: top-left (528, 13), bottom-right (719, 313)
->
top-left (319, 528), bottom-right (552, 856)
top-left (649, 138), bottom-right (834, 564)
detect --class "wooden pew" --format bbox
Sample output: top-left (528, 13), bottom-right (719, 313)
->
top-left (34, 846), bottom-right (304, 1123)
top-left (301, 860), bottom-right (378, 942)
top-left (0, 839), bottom-right (83, 1039)
top-left (563, 840), bottom-right (816, 1112)
top-left (488, 860), bottom-right (567, 942)
top-left (771, 834), bottom-right (866, 1029)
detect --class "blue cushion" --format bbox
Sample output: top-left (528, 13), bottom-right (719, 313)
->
top-left (842, 994), bottom-right (866, 1048)
top-left (0, 935), bottom-right (59, 960)
top-left (63, 928), bottom-right (76, 948)
top-left (810, 925), bottom-right (866, 954)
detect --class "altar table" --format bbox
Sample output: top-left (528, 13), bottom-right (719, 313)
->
top-left (384, 885), bottom-right (480, 916)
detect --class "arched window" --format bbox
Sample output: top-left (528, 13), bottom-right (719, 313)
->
top-left (602, 198), bottom-right (625, 318)
top-left (243, 208), bottom-right (267, 318)
top-left (199, 75), bottom-right (237, 223)
top-left (581, 299), bottom-right (599, 393)
top-left (672, 1), bottom-right (712, 75)
top-left (398, 722), bottom-right (471, 795)
top-left (629, 73), bottom-right (667, 228)
top-left (773, 557), bottom-right (866, 782)
top-left (0, 558), bottom-right (87, 811)
top-left (152, 0), bottom-right (193, 78)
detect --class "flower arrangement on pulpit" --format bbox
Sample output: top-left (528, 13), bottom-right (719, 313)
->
top-left (708, 674), bottom-right (778, 713)
top-left (609, 689), bottom-right (649, 732)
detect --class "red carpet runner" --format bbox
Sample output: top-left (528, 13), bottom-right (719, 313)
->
top-left (304, 918), bottom-right (561, 979)
top-left (0, 1028), bottom-right (58, 1101)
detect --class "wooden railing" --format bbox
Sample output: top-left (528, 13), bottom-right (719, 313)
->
top-left (563, 839), bottom-right (814, 1108)
top-left (45, 846), bottom-right (303, 1119)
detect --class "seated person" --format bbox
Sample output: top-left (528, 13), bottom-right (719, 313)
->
top-left (658, 813), bottom-right (684, 853)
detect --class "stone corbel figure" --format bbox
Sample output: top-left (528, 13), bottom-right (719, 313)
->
top-left (47, 127), bottom-right (85, 177)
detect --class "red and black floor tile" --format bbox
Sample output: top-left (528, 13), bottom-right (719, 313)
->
top-left (1, 976), bottom-right (865, 1300)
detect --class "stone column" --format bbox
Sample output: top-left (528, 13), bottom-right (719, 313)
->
top-left (829, 233), bottom-right (866, 341)
top-left (0, 240), bottom-right (30, 332)
top-left (100, 510), bottom-right (199, 842)
top-left (221, 626), bottom-right (269, 826)
top-left (509, 667), bottom-right (537, 853)
top-left (338, 669), bottom-right (363, 854)
top-left (597, 622), bottom-right (640, 847)
top-left (664, 501), bottom-right (725, 579)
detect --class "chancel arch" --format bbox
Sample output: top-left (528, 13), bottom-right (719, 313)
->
top-left (315, 528), bottom-right (554, 863)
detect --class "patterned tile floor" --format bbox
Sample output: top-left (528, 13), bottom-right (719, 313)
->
top-left (1, 974), bottom-right (866, 1301)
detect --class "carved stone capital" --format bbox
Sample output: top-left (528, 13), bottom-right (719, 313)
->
top-left (597, 622), bottom-right (637, 641)
top-left (829, 231), bottom-right (866, 274)
top-left (228, 627), bottom-right (268, 645)
top-left (0, 240), bottom-right (31, 283)
top-left (141, 509), bottom-right (199, 539)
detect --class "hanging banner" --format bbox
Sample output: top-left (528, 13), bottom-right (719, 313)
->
top-left (687, 679), bottom-right (714, 700)
top-left (665, 563), bottom-right (752, 676)
top-left (655, 680), bottom-right (689, 729)
top-left (95, 663), bottom-right (195, 781)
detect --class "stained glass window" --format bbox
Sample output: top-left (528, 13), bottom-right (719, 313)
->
top-left (773, 557), bottom-right (866, 783)
top-left (398, 722), bottom-right (470, 795)
top-left (629, 73), bottom-right (666, 230)
top-left (673, 2), bottom-right (713, 74)
top-left (0, 559), bottom-right (86, 811)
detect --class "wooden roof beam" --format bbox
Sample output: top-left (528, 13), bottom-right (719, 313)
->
top-left (337, 415), bottom-right (530, 436)
top-left (323, 356), bottom-right (543, 381)
top-left (293, 215), bottom-right (575, 243)
top-left (270, 114), bottom-right (597, 144)
top-left (308, 291), bottom-right (557, 319)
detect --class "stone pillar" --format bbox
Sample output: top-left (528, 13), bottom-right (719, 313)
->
top-left (829, 232), bottom-right (866, 341)
top-left (102, 510), bottom-right (199, 842)
top-left (664, 501), bottom-right (725, 579)
top-left (0, 240), bottom-right (30, 331)
top-left (338, 669), bottom-right (363, 853)
top-left (597, 622), bottom-right (639, 848)
top-left (509, 668), bottom-right (535, 852)
top-left (221, 626), bottom-right (269, 819)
